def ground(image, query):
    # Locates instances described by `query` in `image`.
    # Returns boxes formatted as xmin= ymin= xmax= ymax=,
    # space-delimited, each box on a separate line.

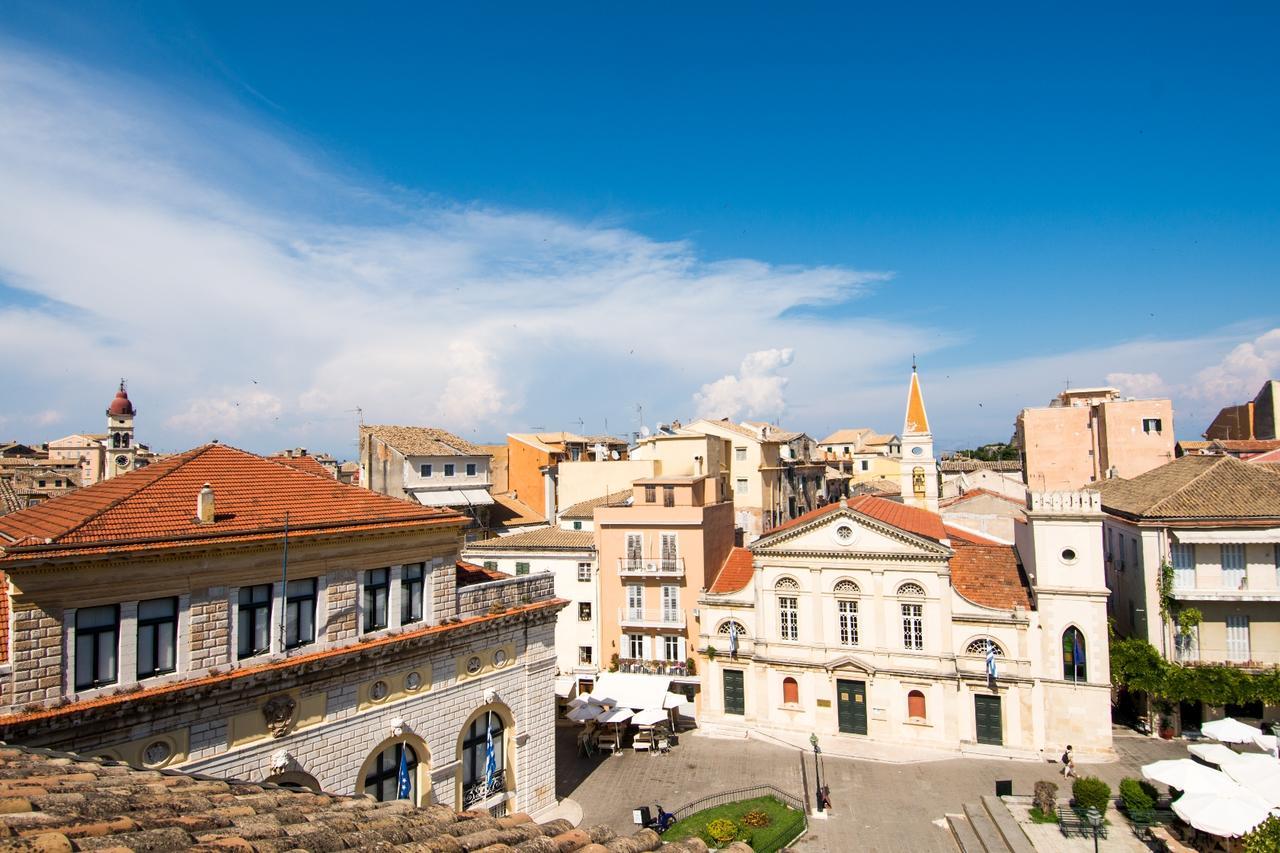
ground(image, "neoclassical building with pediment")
xmin=696 ymin=373 xmax=1113 ymax=760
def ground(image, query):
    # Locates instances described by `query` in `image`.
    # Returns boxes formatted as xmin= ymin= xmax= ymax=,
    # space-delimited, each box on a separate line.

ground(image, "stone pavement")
xmin=555 ymin=724 xmax=1188 ymax=852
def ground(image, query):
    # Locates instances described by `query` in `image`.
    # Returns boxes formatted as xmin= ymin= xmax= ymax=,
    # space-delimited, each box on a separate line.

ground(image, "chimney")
xmin=694 ymin=455 xmax=704 ymax=477
xmin=197 ymin=483 xmax=215 ymax=524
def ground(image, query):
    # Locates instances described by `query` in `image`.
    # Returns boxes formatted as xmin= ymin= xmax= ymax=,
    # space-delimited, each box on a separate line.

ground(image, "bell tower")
xmin=105 ymin=379 xmax=137 ymax=479
xmin=899 ymin=365 xmax=938 ymax=512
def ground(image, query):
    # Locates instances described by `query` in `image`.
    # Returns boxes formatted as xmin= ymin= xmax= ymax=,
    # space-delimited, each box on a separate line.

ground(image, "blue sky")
xmin=1 ymin=3 xmax=1278 ymax=457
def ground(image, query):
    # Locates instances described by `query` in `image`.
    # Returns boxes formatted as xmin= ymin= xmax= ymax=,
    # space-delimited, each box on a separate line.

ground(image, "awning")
xmin=1174 ymin=528 xmax=1280 ymax=544
xmin=413 ymin=488 xmax=495 ymax=508
xmin=555 ymin=676 xmax=576 ymax=699
xmin=589 ymin=672 xmax=671 ymax=711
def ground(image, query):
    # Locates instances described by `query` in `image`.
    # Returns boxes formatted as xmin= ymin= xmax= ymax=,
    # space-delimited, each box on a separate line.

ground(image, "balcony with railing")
xmin=618 ymin=608 xmax=686 ymax=630
xmin=618 ymin=557 xmax=685 ymax=579
xmin=462 ymin=769 xmax=507 ymax=808
xmin=617 ymin=658 xmax=690 ymax=676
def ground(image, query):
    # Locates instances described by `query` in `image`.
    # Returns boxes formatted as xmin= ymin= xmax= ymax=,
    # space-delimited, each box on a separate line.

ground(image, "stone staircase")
xmin=945 ymin=796 xmax=1036 ymax=853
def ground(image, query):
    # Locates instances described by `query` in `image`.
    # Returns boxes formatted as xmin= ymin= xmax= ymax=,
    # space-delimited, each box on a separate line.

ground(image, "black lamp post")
xmin=1085 ymin=806 xmax=1102 ymax=853
xmin=809 ymin=733 xmax=823 ymax=813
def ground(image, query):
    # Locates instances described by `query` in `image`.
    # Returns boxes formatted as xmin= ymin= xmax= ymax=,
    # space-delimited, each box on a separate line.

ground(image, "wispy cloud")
xmin=695 ymin=348 xmax=795 ymax=422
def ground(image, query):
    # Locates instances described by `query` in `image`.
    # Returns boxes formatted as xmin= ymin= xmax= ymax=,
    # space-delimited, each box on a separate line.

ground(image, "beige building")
xmin=0 ymin=445 xmax=564 ymax=816
xmin=595 ymin=475 xmax=736 ymax=706
xmin=1015 ymin=387 xmax=1175 ymax=491
xmin=359 ymin=425 xmax=495 ymax=532
xmin=1098 ymin=455 xmax=1280 ymax=725
xmin=819 ymin=428 xmax=902 ymax=487
xmin=45 ymin=381 xmax=159 ymax=486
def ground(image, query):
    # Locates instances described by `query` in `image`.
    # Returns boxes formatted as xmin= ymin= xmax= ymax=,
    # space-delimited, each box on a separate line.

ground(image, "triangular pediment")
xmin=824 ymin=653 xmax=877 ymax=674
xmin=754 ymin=508 xmax=949 ymax=558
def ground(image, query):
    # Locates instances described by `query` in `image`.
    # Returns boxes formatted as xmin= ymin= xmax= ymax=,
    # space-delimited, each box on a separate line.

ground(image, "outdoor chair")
xmin=656 ymin=737 xmax=670 ymax=755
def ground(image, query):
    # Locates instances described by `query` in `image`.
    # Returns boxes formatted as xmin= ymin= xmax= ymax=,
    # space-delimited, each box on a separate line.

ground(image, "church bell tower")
xmin=899 ymin=366 xmax=938 ymax=513
xmin=105 ymin=380 xmax=137 ymax=479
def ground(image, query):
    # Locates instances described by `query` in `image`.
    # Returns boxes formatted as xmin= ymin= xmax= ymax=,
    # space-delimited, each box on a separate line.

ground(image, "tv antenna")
xmin=346 ymin=406 xmax=364 ymax=425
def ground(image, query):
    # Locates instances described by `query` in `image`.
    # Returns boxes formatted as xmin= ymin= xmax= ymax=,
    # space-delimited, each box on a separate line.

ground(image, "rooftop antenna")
xmin=346 ymin=406 xmax=364 ymax=425
xmin=911 ymin=354 xmax=916 ymax=372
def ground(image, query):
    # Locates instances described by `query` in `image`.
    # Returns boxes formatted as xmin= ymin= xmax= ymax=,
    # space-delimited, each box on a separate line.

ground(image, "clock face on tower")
xmin=115 ymin=455 xmax=129 ymax=467
xmin=911 ymin=446 xmax=923 ymax=456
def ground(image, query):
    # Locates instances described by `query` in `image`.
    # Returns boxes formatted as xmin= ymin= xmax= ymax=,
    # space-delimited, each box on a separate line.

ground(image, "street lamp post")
xmin=809 ymin=733 xmax=823 ymax=813
xmin=1085 ymin=806 xmax=1101 ymax=853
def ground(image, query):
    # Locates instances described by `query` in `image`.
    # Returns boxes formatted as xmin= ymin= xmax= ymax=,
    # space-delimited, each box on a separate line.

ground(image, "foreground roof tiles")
xmin=360 ymin=424 xmax=484 ymax=457
xmin=1095 ymin=454 xmax=1280 ymax=520
xmin=0 ymin=444 xmax=463 ymax=562
xmin=0 ymin=743 xmax=695 ymax=853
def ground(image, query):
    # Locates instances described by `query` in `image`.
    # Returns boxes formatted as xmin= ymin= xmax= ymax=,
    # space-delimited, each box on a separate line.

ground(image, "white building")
xmin=359 ymin=425 xmax=494 ymax=531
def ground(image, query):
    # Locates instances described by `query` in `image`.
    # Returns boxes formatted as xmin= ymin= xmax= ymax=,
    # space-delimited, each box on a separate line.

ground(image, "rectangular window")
xmin=237 ymin=584 xmax=273 ymax=659
xmin=74 ymin=604 xmax=119 ymax=689
xmin=902 ymin=603 xmax=924 ymax=650
xmin=1226 ymin=615 xmax=1250 ymax=662
xmin=662 ymin=584 xmax=680 ymax=623
xmin=579 ymin=602 xmax=592 ymax=621
xmin=137 ymin=597 xmax=178 ymax=679
xmin=664 ymin=635 xmax=680 ymax=661
xmin=838 ymin=599 xmax=858 ymax=646
xmin=644 ymin=485 xmax=656 ymax=503
xmin=444 ymin=463 xmax=455 ymax=477
xmin=663 ymin=485 xmax=675 ymax=507
xmin=735 ymin=447 xmax=747 ymax=462
xmin=660 ymin=532 xmax=678 ymax=570
xmin=400 ymin=563 xmax=425 ymax=625
xmin=625 ymin=533 xmax=643 ymax=571
xmin=363 ymin=569 xmax=389 ymax=632
xmin=1171 ymin=542 xmax=1196 ymax=589
xmin=627 ymin=634 xmax=644 ymax=660
xmin=577 ymin=562 xmax=592 ymax=582
xmin=284 ymin=578 xmax=317 ymax=649
xmin=573 ymin=520 xmax=583 ymax=530
xmin=860 ymin=460 xmax=869 ymax=471
xmin=1142 ymin=418 xmax=1163 ymax=434
xmin=626 ymin=584 xmax=643 ymax=620
xmin=466 ymin=462 xmax=477 ymax=476
xmin=420 ymin=463 xmax=432 ymax=477
xmin=736 ymin=478 xmax=748 ymax=495
xmin=515 ymin=561 xmax=531 ymax=575
xmin=779 ymin=596 xmax=798 ymax=640
xmin=483 ymin=560 xmax=498 ymax=570
xmin=1222 ymin=544 xmax=1246 ymax=590
xmin=579 ymin=645 xmax=593 ymax=665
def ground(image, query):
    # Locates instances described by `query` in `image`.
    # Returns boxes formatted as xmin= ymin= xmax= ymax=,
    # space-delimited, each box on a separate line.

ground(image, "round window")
xmin=911 ymin=446 xmax=923 ymax=456
xmin=142 ymin=740 xmax=172 ymax=767
xmin=492 ymin=649 xmax=509 ymax=668
xmin=370 ymin=680 xmax=389 ymax=701
xmin=405 ymin=671 xmax=423 ymax=692
xmin=466 ymin=656 xmax=483 ymax=675
xmin=1061 ymin=548 xmax=1077 ymax=563
xmin=831 ymin=523 xmax=858 ymax=547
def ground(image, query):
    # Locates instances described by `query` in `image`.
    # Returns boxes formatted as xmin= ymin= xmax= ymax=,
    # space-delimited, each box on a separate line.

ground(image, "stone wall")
xmin=8 ymin=606 xmax=62 ymax=706
xmin=189 ymin=587 xmax=230 ymax=672
xmin=457 ymin=575 xmax=556 ymax=620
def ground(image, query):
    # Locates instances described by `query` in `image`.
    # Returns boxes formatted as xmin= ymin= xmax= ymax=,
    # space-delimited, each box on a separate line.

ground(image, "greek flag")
xmin=484 ymin=712 xmax=497 ymax=789
xmin=986 ymin=642 xmax=997 ymax=680
xmin=729 ymin=621 xmax=739 ymax=658
xmin=1072 ymin=631 xmax=1085 ymax=682
xmin=396 ymin=744 xmax=412 ymax=800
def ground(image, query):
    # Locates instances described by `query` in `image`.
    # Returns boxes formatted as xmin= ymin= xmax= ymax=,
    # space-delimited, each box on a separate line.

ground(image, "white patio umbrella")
xmin=1188 ymin=742 xmax=1244 ymax=767
xmin=662 ymin=692 xmax=685 ymax=709
xmin=1142 ymin=759 xmax=1239 ymax=794
xmin=588 ymin=693 xmax=617 ymax=707
xmin=567 ymin=695 xmax=589 ymax=709
xmin=1221 ymin=753 xmax=1280 ymax=786
xmin=1254 ymin=734 xmax=1279 ymax=756
xmin=1203 ymin=717 xmax=1262 ymax=744
xmin=633 ymin=708 xmax=668 ymax=727
xmin=1173 ymin=788 xmax=1271 ymax=837
xmin=567 ymin=704 xmax=603 ymax=722
xmin=598 ymin=707 xmax=634 ymax=725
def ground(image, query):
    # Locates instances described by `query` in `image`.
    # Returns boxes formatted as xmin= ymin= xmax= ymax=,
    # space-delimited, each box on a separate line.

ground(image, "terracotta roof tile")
xmin=766 ymin=495 xmax=948 ymax=542
xmin=938 ymin=488 xmax=1026 ymax=510
xmin=489 ymin=493 xmax=545 ymax=527
xmin=1095 ymin=454 xmax=1280 ymax=520
xmin=456 ymin=559 xmax=511 ymax=586
xmin=558 ymin=489 xmax=633 ymax=520
xmin=1247 ymin=447 xmax=1280 ymax=465
xmin=359 ymin=424 xmax=484 ymax=457
xmin=709 ymin=547 xmax=754 ymax=593
xmin=464 ymin=527 xmax=594 ymax=551
xmin=949 ymin=541 xmax=1032 ymax=610
xmin=0 ymin=445 xmax=464 ymax=563
xmin=264 ymin=454 xmax=333 ymax=478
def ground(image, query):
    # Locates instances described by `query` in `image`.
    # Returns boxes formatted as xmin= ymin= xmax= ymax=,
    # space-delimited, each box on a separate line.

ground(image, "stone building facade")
xmin=0 ymin=444 xmax=565 ymax=817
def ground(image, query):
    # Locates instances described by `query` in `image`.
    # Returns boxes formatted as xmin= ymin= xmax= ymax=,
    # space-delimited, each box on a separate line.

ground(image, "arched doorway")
xmin=357 ymin=734 xmax=430 ymax=806
xmin=457 ymin=704 xmax=514 ymax=814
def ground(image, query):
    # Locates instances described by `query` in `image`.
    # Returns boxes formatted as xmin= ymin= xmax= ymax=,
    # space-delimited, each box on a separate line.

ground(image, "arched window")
xmin=783 ymin=677 xmax=799 ymax=705
xmin=717 ymin=620 xmax=747 ymax=636
xmin=112 ymin=433 xmax=121 ymax=448
xmin=833 ymin=580 xmax=860 ymax=595
xmin=907 ymin=690 xmax=926 ymax=719
xmin=898 ymin=582 xmax=925 ymax=597
xmin=461 ymin=709 xmax=508 ymax=808
xmin=775 ymin=576 xmax=799 ymax=590
xmin=1062 ymin=627 xmax=1087 ymax=682
xmin=965 ymin=639 xmax=1005 ymax=656
xmin=266 ymin=771 xmax=320 ymax=792
xmin=364 ymin=742 xmax=418 ymax=802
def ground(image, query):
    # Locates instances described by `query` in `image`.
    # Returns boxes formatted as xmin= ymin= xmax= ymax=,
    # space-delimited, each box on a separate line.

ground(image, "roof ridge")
xmin=1145 ymin=454 xmax=1235 ymax=516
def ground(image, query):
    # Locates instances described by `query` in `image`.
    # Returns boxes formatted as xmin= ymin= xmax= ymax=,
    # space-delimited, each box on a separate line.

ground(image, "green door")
xmin=723 ymin=669 xmax=745 ymax=716
xmin=975 ymin=695 xmax=1003 ymax=745
xmin=836 ymin=679 xmax=867 ymax=734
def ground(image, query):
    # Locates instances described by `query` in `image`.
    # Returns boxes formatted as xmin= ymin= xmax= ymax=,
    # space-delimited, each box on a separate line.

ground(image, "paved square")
xmin=556 ymin=725 xmax=1188 ymax=852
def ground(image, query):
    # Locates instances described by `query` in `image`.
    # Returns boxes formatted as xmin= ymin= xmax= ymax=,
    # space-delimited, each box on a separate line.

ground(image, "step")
xmin=946 ymin=814 xmax=984 ymax=853
xmin=980 ymin=796 xmax=1036 ymax=853
xmin=963 ymin=801 xmax=1010 ymax=853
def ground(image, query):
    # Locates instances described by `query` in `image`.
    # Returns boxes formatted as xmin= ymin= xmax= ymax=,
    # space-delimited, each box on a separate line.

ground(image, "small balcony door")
xmin=1226 ymin=615 xmax=1250 ymax=662
xmin=625 ymin=533 xmax=643 ymax=572
xmin=660 ymin=533 xmax=678 ymax=571
xmin=1221 ymin=544 xmax=1246 ymax=590
xmin=626 ymin=584 xmax=643 ymax=621
xmin=1171 ymin=542 xmax=1195 ymax=589
xmin=661 ymin=585 xmax=680 ymax=624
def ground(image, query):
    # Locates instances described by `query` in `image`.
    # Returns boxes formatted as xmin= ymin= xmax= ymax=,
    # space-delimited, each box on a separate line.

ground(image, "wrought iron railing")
xmin=670 ymin=783 xmax=804 ymax=821
xmin=462 ymin=769 xmax=506 ymax=808
xmin=618 ymin=658 xmax=687 ymax=676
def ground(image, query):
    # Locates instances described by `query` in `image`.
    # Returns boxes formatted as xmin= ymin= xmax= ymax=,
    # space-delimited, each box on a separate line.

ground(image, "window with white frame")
xmin=1221 ymin=544 xmax=1246 ymax=590
xmin=75 ymin=604 xmax=119 ymax=690
xmin=237 ymin=585 xmax=273 ymax=659
xmin=965 ymin=638 xmax=1003 ymax=656
xmin=401 ymin=564 xmax=425 ymax=625
xmin=136 ymin=597 xmax=177 ymax=679
xmin=627 ymin=634 xmax=644 ymax=660
xmin=444 ymin=463 xmax=455 ymax=477
xmin=901 ymin=603 xmax=923 ymax=650
xmin=420 ymin=463 xmax=432 ymax=477
xmin=577 ymin=562 xmax=592 ymax=582
xmin=466 ymin=462 xmax=477 ymax=476
xmin=1171 ymin=542 xmax=1195 ymax=589
xmin=1226 ymin=615 xmax=1250 ymax=662
xmin=663 ymin=635 xmax=680 ymax=661
xmin=838 ymin=599 xmax=858 ymax=646
xmin=284 ymin=578 xmax=317 ymax=649
xmin=1142 ymin=418 xmax=1163 ymax=434
xmin=735 ymin=446 xmax=747 ymax=462
xmin=578 ymin=602 xmax=591 ymax=622
xmin=736 ymin=478 xmax=748 ymax=494
xmin=779 ymin=596 xmax=798 ymax=641
xmin=579 ymin=645 xmax=593 ymax=665
xmin=363 ymin=569 xmax=390 ymax=632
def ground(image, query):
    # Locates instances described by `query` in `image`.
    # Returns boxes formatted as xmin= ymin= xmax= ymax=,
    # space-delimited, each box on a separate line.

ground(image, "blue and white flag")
xmin=396 ymin=744 xmax=412 ymax=800
xmin=1072 ymin=631 xmax=1086 ymax=682
xmin=986 ymin=642 xmax=997 ymax=680
xmin=729 ymin=621 xmax=739 ymax=658
xmin=484 ymin=712 xmax=498 ymax=789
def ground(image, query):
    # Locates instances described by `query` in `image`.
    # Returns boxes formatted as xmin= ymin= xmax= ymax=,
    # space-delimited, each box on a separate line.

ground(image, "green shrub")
xmin=706 ymin=818 xmax=738 ymax=845
xmin=743 ymin=809 xmax=771 ymax=828
xmin=1029 ymin=806 xmax=1059 ymax=823
xmin=1072 ymin=776 xmax=1112 ymax=813
xmin=1244 ymin=815 xmax=1280 ymax=853
xmin=1118 ymin=777 xmax=1157 ymax=813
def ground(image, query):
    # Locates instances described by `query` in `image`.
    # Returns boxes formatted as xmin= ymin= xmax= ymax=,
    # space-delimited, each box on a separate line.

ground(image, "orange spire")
xmin=904 ymin=368 xmax=930 ymax=435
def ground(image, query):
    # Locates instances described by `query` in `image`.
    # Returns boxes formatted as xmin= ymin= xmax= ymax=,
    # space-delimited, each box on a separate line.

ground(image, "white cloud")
xmin=1105 ymin=372 xmax=1167 ymax=398
xmin=166 ymin=391 xmax=283 ymax=437
xmin=28 ymin=409 xmax=62 ymax=427
xmin=1189 ymin=328 xmax=1280 ymax=403
xmin=693 ymin=348 xmax=795 ymax=422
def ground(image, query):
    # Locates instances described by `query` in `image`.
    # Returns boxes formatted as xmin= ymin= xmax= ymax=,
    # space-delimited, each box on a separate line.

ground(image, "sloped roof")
xmin=764 ymin=494 xmax=948 ymax=543
xmin=465 ymin=527 xmax=595 ymax=551
xmin=456 ymin=558 xmax=512 ymax=586
xmin=265 ymin=454 xmax=334 ymax=478
xmin=939 ymin=488 xmax=1026 ymax=510
xmin=1213 ymin=438 xmax=1280 ymax=454
xmin=949 ymin=540 xmax=1032 ymax=610
xmin=819 ymin=428 xmax=873 ymax=446
xmin=1247 ymin=447 xmax=1280 ymax=466
xmin=489 ymin=492 xmax=545 ymax=527
xmin=360 ymin=424 xmax=484 ymax=456
xmin=0 ymin=444 xmax=463 ymax=563
xmin=904 ymin=370 xmax=930 ymax=435
xmin=1095 ymin=454 xmax=1280 ymax=520
xmin=708 ymin=546 xmax=754 ymax=593
xmin=0 ymin=478 xmax=19 ymax=515
xmin=0 ymin=742 xmax=662 ymax=852
xmin=559 ymin=489 xmax=633 ymax=520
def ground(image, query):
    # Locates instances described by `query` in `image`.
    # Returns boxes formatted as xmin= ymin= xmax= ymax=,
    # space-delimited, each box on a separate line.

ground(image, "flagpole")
xmin=279 ymin=512 xmax=289 ymax=645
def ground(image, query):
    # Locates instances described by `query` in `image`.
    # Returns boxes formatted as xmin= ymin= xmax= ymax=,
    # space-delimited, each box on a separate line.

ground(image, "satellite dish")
xmin=640 ymin=425 xmax=651 ymax=437
xmin=610 ymin=450 xmax=620 ymax=460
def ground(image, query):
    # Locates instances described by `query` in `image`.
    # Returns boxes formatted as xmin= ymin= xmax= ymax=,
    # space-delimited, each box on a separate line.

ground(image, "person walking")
xmin=1061 ymin=745 xmax=1075 ymax=778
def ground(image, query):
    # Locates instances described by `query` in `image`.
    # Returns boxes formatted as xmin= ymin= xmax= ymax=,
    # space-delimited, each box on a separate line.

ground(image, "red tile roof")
xmin=0 ymin=444 xmax=464 ymax=563
xmin=767 ymin=495 xmax=948 ymax=542
xmin=266 ymin=454 xmax=334 ymax=478
xmin=949 ymin=541 xmax=1032 ymax=610
xmin=709 ymin=546 xmax=754 ymax=593
xmin=456 ymin=558 xmax=512 ymax=586
xmin=938 ymin=488 xmax=1026 ymax=510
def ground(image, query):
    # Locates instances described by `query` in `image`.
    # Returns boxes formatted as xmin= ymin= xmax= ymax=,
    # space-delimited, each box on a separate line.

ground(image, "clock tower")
xmin=899 ymin=366 xmax=938 ymax=513
xmin=105 ymin=380 xmax=137 ymax=480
